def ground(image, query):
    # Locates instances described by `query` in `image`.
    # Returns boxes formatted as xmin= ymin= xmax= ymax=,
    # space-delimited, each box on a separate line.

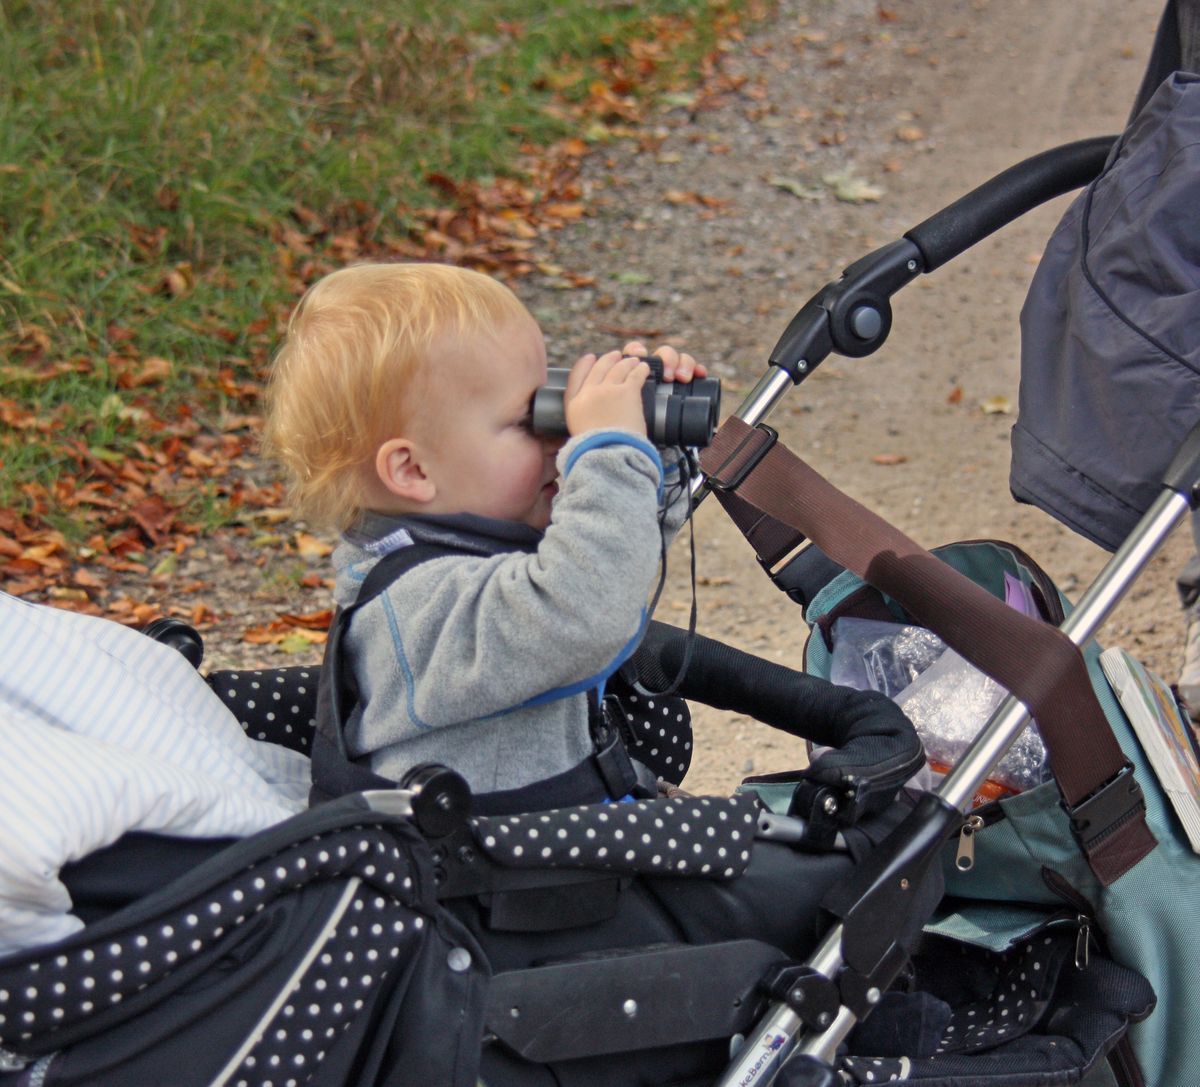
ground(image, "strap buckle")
xmin=707 ymin=424 xmax=778 ymax=492
xmin=1064 ymin=763 xmax=1146 ymax=852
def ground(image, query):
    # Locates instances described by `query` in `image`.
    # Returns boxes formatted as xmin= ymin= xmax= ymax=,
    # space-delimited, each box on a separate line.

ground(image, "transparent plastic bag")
xmin=828 ymin=618 xmax=945 ymax=698
xmin=829 ymin=613 xmax=1049 ymax=793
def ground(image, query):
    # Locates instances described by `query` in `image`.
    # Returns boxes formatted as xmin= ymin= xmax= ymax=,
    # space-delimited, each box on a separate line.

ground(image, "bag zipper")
xmin=954 ymin=814 xmax=985 ymax=872
xmin=953 ymin=800 xmax=1006 ymax=873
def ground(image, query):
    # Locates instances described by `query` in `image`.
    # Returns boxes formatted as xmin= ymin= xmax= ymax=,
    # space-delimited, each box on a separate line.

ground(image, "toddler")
xmin=265 ymin=262 xmax=702 ymax=805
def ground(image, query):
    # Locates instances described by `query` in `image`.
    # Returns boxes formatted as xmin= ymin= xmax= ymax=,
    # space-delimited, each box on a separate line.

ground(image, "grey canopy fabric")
xmin=1010 ymin=71 xmax=1200 ymax=551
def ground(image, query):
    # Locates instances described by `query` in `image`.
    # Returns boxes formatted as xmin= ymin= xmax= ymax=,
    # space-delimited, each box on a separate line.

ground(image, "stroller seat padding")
xmin=473 ymin=795 xmax=760 ymax=879
xmin=210 ymin=667 xmax=319 ymax=754
xmin=0 ymin=820 xmax=407 ymax=1051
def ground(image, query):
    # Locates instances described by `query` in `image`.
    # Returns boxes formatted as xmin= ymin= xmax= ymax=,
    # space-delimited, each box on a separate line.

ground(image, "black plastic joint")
xmin=761 ymin=964 xmax=841 ymax=1031
xmin=1064 ymin=763 xmax=1146 ymax=851
xmin=772 ymin=1053 xmax=839 ymax=1087
xmin=837 ymin=943 xmax=907 ymax=1020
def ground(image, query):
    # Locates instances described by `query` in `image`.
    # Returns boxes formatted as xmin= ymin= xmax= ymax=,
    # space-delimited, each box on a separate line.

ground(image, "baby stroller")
xmin=1 ymin=14 xmax=1197 ymax=1087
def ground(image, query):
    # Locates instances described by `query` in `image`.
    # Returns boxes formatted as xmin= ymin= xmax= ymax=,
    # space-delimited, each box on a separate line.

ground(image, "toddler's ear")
xmin=375 ymin=438 xmax=436 ymax=504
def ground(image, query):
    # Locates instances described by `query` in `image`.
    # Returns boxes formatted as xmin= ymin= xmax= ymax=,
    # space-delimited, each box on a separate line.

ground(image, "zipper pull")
xmin=955 ymin=814 xmax=984 ymax=872
xmin=1074 ymin=914 xmax=1091 ymax=969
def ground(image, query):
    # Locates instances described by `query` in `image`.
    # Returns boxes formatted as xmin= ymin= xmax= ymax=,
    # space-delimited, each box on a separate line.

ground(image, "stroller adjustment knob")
xmin=848 ymin=305 xmax=883 ymax=341
xmin=400 ymin=762 xmax=472 ymax=838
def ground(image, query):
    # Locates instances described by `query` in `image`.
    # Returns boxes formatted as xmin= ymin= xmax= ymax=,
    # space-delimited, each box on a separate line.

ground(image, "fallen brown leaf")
xmin=544 ymin=202 xmax=586 ymax=219
xmin=294 ymin=532 xmax=333 ymax=559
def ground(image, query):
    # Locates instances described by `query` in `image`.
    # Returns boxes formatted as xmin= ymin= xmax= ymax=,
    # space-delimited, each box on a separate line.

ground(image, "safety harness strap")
xmin=310 ymin=541 xmax=643 ymax=811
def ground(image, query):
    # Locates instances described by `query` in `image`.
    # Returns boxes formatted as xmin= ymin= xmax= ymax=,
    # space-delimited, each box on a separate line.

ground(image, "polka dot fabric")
xmin=612 ymin=689 xmax=693 ymax=785
xmin=208 ymin=667 xmax=318 ymax=754
xmin=834 ymin=930 xmax=1082 ymax=1085
xmin=837 ymin=1055 xmax=908 ymax=1083
xmin=207 ymin=669 xmax=695 ymax=781
xmin=227 ymin=883 xmax=418 ymax=1086
xmin=933 ymin=930 xmax=1071 ymax=1055
xmin=472 ymin=794 xmax=760 ymax=880
xmin=0 ymin=824 xmax=417 ymax=1060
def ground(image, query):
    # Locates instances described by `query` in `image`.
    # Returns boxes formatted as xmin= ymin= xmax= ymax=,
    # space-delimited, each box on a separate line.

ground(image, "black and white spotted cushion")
xmin=618 ymin=690 xmax=693 ymax=784
xmin=0 ymin=824 xmax=418 ymax=1060
xmin=208 ymin=671 xmax=695 ymax=786
xmin=472 ymin=794 xmax=760 ymax=880
xmin=224 ymin=877 xmax=416 ymax=1085
xmin=834 ymin=931 xmax=1079 ymax=1083
xmin=837 ymin=1055 xmax=910 ymax=1083
xmin=933 ymin=930 xmax=1071 ymax=1055
xmin=208 ymin=667 xmax=319 ymax=755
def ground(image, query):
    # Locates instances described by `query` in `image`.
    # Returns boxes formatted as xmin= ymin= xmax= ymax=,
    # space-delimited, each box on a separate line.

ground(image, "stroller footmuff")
xmin=0 ymin=795 xmax=488 ymax=1086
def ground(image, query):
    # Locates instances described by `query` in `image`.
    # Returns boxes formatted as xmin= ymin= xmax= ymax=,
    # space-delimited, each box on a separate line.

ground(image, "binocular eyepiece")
xmin=530 ymin=356 xmax=722 ymax=448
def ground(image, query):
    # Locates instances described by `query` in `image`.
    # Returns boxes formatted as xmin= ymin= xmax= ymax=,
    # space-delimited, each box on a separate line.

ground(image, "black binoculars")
xmin=530 ymin=356 xmax=722 ymax=448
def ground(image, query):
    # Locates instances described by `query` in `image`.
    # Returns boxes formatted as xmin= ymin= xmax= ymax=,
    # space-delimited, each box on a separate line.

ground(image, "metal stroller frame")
xmin=692 ymin=133 xmax=1200 ymax=1086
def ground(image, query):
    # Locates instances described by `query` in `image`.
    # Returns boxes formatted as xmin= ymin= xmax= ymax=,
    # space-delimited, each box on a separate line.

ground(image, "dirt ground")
xmin=194 ymin=0 xmax=1185 ymax=796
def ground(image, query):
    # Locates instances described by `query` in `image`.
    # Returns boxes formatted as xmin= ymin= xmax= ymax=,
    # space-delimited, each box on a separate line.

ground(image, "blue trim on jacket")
xmin=564 ymin=432 xmax=665 ymax=502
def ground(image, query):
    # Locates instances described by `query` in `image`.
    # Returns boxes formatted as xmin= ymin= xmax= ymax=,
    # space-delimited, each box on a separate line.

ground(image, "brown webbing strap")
xmin=700 ymin=417 xmax=1156 ymax=885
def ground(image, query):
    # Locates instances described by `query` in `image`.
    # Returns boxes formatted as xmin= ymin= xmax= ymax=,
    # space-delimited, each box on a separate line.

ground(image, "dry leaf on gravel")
xmin=767 ymin=176 xmax=824 ymax=200
xmin=823 ymin=171 xmax=884 ymax=203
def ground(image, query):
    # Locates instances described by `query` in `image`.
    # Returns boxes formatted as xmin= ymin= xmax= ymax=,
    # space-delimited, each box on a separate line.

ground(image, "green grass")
xmin=0 ymin=0 xmax=758 ymax=523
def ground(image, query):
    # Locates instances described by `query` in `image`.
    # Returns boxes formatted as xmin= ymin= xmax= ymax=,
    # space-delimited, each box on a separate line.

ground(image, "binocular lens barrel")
xmin=530 ymin=367 xmax=721 ymax=448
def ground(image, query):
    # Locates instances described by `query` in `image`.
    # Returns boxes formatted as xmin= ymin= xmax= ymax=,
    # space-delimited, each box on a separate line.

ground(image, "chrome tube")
xmin=690 ymin=365 xmax=797 ymax=500
xmin=1059 ymin=490 xmax=1190 ymax=645
xmin=938 ymin=488 xmax=1189 ymax=813
xmin=714 ymin=928 xmax=848 ymax=1086
xmin=715 ymin=1005 xmax=804 ymax=1087
xmin=733 ymin=365 xmax=798 ymax=428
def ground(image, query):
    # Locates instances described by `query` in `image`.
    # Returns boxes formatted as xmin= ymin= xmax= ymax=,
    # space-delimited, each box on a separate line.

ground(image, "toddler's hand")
xmin=564 ymin=351 xmax=650 ymax=438
xmin=621 ymin=341 xmax=706 ymax=384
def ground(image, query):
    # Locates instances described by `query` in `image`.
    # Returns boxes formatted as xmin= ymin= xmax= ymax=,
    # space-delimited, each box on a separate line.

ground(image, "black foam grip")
xmin=905 ymin=137 xmax=1116 ymax=273
xmin=634 ymin=622 xmax=922 ymax=779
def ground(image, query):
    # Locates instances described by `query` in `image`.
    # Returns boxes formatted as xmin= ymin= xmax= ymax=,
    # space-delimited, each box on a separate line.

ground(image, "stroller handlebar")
xmin=759 ymin=138 xmax=1117 ymax=392
xmin=905 ymin=135 xmax=1117 ymax=272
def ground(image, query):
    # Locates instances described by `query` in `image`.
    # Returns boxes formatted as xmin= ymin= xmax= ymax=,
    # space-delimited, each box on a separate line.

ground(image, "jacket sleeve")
xmin=354 ymin=433 xmax=667 ymax=731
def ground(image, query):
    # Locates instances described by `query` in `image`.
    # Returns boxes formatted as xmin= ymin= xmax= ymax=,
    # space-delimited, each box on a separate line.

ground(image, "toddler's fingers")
xmin=582 ymin=349 xmax=625 ymax=387
xmin=609 ymin=357 xmax=651 ymax=386
xmin=675 ymin=353 xmax=705 ymax=382
xmin=650 ymin=344 xmax=680 ymax=380
xmin=657 ymin=346 xmax=706 ymax=382
xmin=565 ymin=353 xmax=599 ymax=399
xmin=621 ymin=340 xmax=648 ymax=359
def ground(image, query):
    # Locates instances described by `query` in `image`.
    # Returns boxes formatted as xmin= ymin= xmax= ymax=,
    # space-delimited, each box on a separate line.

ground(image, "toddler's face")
xmin=418 ymin=314 xmax=561 ymax=529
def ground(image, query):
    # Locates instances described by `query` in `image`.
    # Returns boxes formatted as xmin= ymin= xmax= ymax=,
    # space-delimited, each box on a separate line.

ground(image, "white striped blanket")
xmin=0 ymin=591 xmax=311 ymax=955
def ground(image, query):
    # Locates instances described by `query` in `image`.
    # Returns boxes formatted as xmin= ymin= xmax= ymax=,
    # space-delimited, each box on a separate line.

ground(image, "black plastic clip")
xmin=760 ymin=963 xmax=841 ymax=1032
xmin=707 ymin=424 xmax=778 ymax=492
xmin=1064 ymin=763 xmax=1145 ymax=851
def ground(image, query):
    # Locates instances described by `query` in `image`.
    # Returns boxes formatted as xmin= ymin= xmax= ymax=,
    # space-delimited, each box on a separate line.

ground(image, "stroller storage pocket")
xmin=804 ymin=538 xmax=1199 ymax=1087
xmin=837 ymin=907 xmax=1155 ymax=1087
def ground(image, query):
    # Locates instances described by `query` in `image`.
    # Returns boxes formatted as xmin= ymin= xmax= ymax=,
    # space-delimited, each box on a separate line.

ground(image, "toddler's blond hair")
xmin=264 ymin=262 xmax=530 ymax=530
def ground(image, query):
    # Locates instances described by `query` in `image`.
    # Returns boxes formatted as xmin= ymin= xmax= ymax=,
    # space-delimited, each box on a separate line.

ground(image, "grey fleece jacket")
xmin=332 ymin=431 xmax=689 ymax=794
